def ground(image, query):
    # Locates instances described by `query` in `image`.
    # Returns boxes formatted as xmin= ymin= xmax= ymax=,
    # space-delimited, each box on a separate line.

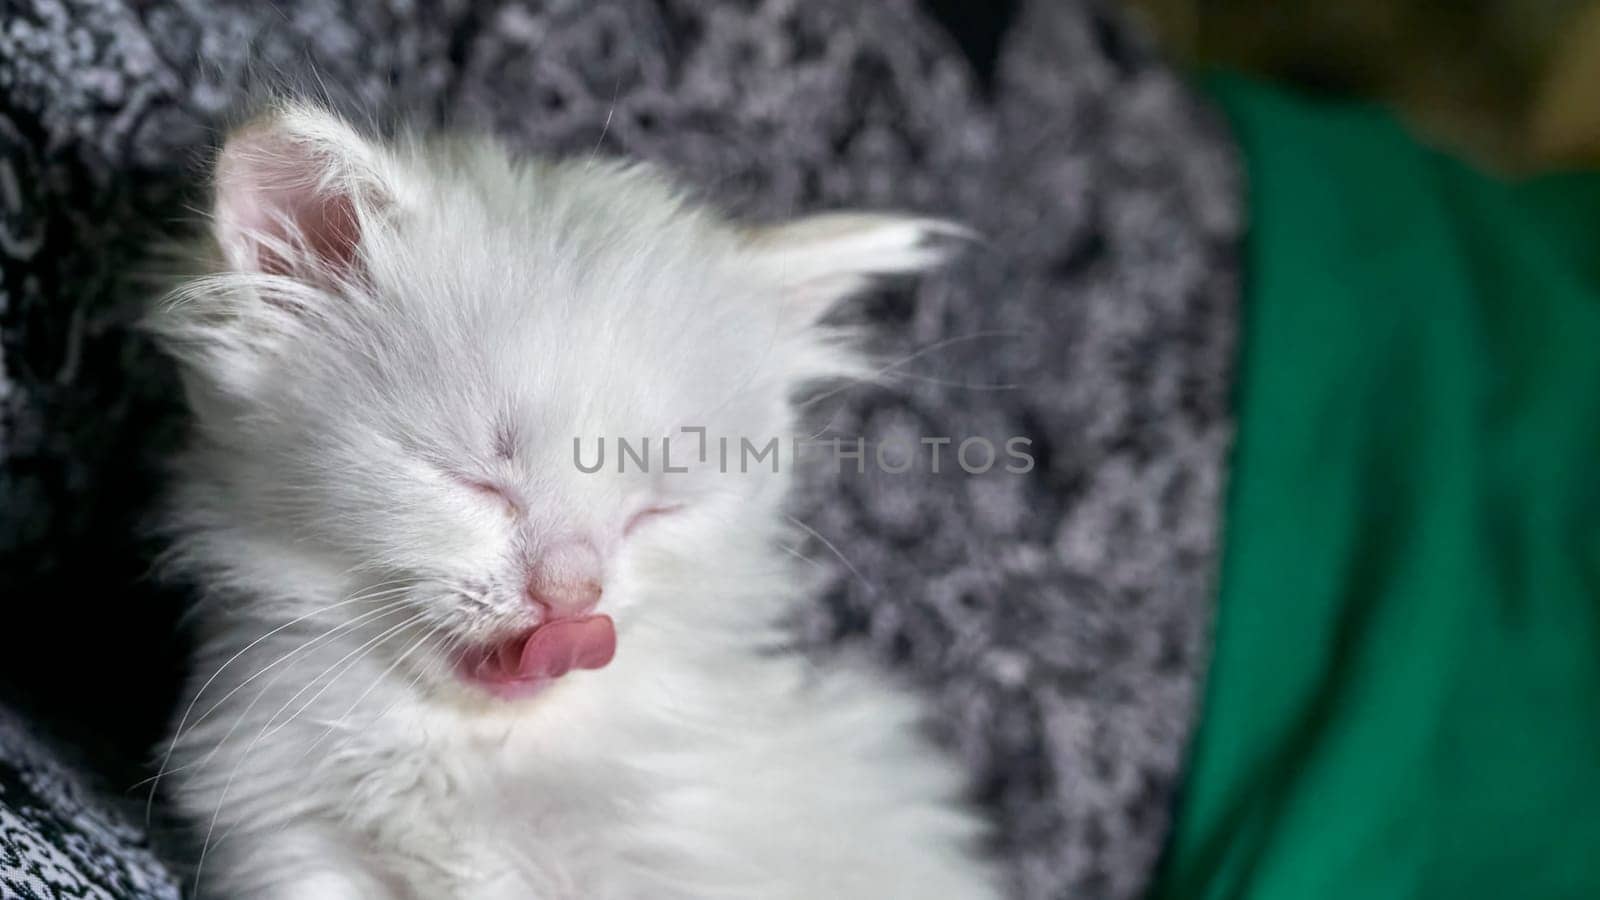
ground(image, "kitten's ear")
xmin=742 ymin=213 xmax=972 ymax=321
xmin=212 ymin=104 xmax=398 ymax=283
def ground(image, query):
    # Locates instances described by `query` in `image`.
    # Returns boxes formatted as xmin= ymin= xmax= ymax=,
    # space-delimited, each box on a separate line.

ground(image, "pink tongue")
xmin=515 ymin=615 xmax=616 ymax=680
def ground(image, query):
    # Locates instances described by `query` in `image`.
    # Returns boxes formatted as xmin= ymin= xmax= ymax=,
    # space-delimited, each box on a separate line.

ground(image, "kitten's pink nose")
xmin=525 ymin=538 xmax=603 ymax=619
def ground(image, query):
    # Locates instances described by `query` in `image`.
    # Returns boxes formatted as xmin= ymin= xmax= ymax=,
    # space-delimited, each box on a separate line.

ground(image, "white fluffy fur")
xmin=149 ymin=103 xmax=999 ymax=900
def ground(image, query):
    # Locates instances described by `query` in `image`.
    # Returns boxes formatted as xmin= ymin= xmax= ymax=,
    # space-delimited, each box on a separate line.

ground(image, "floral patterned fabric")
xmin=0 ymin=708 xmax=181 ymax=899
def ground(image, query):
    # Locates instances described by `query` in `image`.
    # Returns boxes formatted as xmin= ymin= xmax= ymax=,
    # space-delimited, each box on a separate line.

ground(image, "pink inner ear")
xmin=260 ymin=184 xmax=361 ymax=278
xmin=215 ymin=129 xmax=367 ymax=280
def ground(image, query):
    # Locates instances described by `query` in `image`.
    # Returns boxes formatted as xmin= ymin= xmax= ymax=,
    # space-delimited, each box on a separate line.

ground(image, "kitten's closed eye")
xmin=624 ymin=504 xmax=683 ymax=537
xmin=455 ymin=475 xmax=521 ymax=518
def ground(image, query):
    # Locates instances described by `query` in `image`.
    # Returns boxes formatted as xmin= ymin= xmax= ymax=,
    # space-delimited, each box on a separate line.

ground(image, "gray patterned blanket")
xmin=0 ymin=1 xmax=1240 ymax=897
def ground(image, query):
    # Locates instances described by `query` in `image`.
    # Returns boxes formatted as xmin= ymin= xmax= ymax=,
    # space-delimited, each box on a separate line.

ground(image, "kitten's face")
xmin=156 ymin=106 xmax=953 ymax=702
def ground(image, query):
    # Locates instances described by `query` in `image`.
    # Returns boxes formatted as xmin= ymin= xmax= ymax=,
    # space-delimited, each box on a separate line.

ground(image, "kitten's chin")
xmin=456 ymin=615 xmax=617 ymax=700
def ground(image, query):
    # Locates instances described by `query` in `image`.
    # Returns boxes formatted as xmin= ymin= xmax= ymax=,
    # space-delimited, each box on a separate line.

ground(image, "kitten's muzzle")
xmin=457 ymin=536 xmax=613 ymax=699
xmin=524 ymin=537 xmax=604 ymax=620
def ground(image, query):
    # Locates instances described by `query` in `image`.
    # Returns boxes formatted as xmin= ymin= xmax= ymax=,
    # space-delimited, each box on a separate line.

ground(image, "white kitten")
xmin=150 ymin=104 xmax=999 ymax=900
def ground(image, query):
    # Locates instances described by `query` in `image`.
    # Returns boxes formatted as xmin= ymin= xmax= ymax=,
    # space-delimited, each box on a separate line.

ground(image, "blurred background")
xmin=1122 ymin=0 xmax=1600 ymax=169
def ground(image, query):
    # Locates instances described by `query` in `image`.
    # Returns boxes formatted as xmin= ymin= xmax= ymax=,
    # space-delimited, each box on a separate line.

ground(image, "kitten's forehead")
xmin=324 ymin=282 xmax=771 ymax=475
xmin=348 ymin=160 xmax=783 ymax=433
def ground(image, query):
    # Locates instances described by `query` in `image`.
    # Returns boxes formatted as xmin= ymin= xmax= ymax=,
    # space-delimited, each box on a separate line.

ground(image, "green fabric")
xmin=1153 ymin=75 xmax=1600 ymax=900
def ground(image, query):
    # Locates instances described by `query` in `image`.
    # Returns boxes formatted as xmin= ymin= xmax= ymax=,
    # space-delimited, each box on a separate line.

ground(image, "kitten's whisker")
xmin=800 ymin=396 xmax=852 ymax=442
xmin=301 ymin=618 xmax=445 ymax=757
xmin=588 ymin=74 xmax=621 ymax=161
xmin=885 ymin=371 xmax=1023 ymax=391
xmin=195 ymin=611 xmax=426 ymax=888
xmin=777 ymin=543 xmax=824 ymax=568
xmin=797 ymin=329 xmax=1028 ymax=409
xmin=170 ymin=597 xmax=413 ymax=752
xmin=258 ymin=611 xmax=429 ymax=741
xmin=785 ymin=514 xmax=876 ymax=596
xmin=319 ymin=625 xmax=459 ymax=769
xmin=144 ymin=586 xmax=412 ymax=817
xmin=145 ymin=599 xmax=416 ymax=798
